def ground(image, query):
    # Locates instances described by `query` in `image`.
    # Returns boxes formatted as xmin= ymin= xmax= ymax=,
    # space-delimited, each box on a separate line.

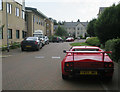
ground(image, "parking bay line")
xmin=52 ymin=56 xmax=61 ymax=59
xmin=35 ymin=56 xmax=61 ymax=59
xmin=35 ymin=56 xmax=45 ymax=59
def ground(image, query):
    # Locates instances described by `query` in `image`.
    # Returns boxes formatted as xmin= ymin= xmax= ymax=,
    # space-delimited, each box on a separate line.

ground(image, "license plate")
xmin=26 ymin=45 xmax=31 ymax=47
xmin=80 ymin=71 xmax=97 ymax=75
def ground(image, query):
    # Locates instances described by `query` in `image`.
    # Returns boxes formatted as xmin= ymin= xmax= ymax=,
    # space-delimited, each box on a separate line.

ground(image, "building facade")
xmin=25 ymin=7 xmax=54 ymax=37
xmin=97 ymin=7 xmax=107 ymax=16
xmin=54 ymin=22 xmax=88 ymax=38
xmin=0 ymin=0 xmax=27 ymax=46
xmin=45 ymin=18 xmax=54 ymax=36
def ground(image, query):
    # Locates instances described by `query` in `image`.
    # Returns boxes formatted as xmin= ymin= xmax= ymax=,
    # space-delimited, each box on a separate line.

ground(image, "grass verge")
xmin=70 ymin=42 xmax=91 ymax=46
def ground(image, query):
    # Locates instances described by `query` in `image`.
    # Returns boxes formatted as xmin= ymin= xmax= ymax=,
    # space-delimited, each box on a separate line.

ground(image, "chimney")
xmin=22 ymin=0 xmax=25 ymax=11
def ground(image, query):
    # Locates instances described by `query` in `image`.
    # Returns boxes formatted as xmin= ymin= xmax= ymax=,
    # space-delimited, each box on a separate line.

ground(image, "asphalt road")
xmin=2 ymin=41 xmax=119 ymax=91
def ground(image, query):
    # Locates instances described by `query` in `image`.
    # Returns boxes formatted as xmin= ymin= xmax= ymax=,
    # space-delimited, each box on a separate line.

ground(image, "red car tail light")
xmin=65 ymin=62 xmax=74 ymax=72
xmin=35 ymin=41 xmax=38 ymax=45
xmin=104 ymin=62 xmax=114 ymax=68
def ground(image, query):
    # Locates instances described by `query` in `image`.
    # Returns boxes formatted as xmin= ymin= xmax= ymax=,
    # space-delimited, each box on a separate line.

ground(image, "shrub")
xmin=105 ymin=38 xmax=120 ymax=62
xmin=85 ymin=37 xmax=101 ymax=47
xmin=94 ymin=4 xmax=120 ymax=44
xmin=10 ymin=42 xmax=20 ymax=49
xmin=48 ymin=36 xmax=54 ymax=42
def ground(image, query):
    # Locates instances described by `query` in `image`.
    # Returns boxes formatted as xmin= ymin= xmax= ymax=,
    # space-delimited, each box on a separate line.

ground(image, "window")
xmin=77 ymin=27 xmax=79 ymax=30
xmin=39 ymin=19 xmax=40 ymax=25
xmin=16 ymin=30 xmax=19 ymax=39
xmin=41 ymin=21 xmax=42 ymax=25
xmin=0 ymin=0 xmax=2 ymax=10
xmin=22 ymin=31 xmax=26 ymax=38
xmin=47 ymin=24 xmax=49 ymax=27
xmin=15 ymin=7 xmax=19 ymax=16
xmin=81 ymin=27 xmax=83 ymax=30
xmin=7 ymin=3 xmax=12 ymax=14
xmin=0 ymin=27 xmax=3 ymax=39
xmin=22 ymin=10 xmax=25 ymax=19
xmin=33 ymin=15 xmax=35 ymax=23
xmin=36 ymin=17 xmax=38 ymax=24
xmin=8 ymin=29 xmax=12 ymax=39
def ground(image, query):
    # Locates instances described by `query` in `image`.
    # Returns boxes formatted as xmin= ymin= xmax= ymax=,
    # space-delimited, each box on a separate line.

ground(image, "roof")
xmin=98 ymin=7 xmax=107 ymax=15
xmin=99 ymin=7 xmax=107 ymax=12
xmin=64 ymin=22 xmax=88 ymax=28
xmin=25 ymin=7 xmax=47 ymax=19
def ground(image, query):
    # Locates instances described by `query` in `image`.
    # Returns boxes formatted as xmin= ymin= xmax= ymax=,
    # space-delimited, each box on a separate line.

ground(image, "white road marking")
xmin=0 ymin=55 xmax=12 ymax=58
xmin=52 ymin=56 xmax=61 ymax=59
xmin=100 ymin=81 xmax=111 ymax=92
xmin=35 ymin=56 xmax=44 ymax=59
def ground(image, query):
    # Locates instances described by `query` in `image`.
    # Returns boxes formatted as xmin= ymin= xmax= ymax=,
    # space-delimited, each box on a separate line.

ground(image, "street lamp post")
xmin=6 ymin=0 xmax=9 ymax=52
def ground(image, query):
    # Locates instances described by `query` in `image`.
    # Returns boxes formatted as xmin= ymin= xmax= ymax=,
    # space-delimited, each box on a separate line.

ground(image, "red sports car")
xmin=66 ymin=37 xmax=74 ymax=42
xmin=61 ymin=46 xmax=114 ymax=80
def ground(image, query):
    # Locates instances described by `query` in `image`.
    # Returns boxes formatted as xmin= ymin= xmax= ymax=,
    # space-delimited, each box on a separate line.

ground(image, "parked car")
xmin=61 ymin=46 xmax=114 ymax=81
xmin=52 ymin=36 xmax=63 ymax=43
xmin=66 ymin=37 xmax=74 ymax=42
xmin=38 ymin=36 xmax=45 ymax=46
xmin=44 ymin=36 xmax=49 ymax=44
xmin=21 ymin=37 xmax=42 ymax=51
xmin=86 ymin=37 xmax=90 ymax=40
xmin=33 ymin=30 xmax=45 ymax=46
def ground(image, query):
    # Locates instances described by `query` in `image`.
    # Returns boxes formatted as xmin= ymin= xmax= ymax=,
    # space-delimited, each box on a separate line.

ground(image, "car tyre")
xmin=62 ymin=74 xmax=68 ymax=80
xmin=102 ymin=76 xmax=113 ymax=82
xmin=21 ymin=48 xmax=25 ymax=51
xmin=36 ymin=46 xmax=39 ymax=51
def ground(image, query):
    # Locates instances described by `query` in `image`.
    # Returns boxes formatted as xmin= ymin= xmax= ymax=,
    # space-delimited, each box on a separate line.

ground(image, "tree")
xmin=55 ymin=26 xmax=68 ymax=36
xmin=77 ymin=19 xmax=80 ymax=22
xmin=94 ymin=4 xmax=120 ymax=44
xmin=87 ymin=19 xmax=97 ymax=37
xmin=53 ymin=19 xmax=58 ymax=25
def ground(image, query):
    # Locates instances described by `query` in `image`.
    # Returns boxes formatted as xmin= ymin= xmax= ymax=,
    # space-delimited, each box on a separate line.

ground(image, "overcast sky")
xmin=16 ymin=0 xmax=120 ymax=22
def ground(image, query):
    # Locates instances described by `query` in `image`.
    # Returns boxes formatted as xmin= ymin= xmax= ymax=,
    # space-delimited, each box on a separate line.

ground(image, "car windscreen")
xmin=33 ymin=34 xmax=43 ymax=38
xmin=73 ymin=49 xmax=99 ymax=51
xmin=26 ymin=37 xmax=37 ymax=41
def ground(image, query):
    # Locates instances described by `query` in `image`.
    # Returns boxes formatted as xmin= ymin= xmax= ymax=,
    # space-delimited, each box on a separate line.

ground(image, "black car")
xmin=52 ymin=37 xmax=63 ymax=43
xmin=21 ymin=37 xmax=42 ymax=51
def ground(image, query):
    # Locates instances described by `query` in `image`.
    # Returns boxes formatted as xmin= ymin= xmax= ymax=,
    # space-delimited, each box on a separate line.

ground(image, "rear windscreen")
xmin=73 ymin=49 xmax=99 ymax=51
xmin=26 ymin=37 xmax=37 ymax=41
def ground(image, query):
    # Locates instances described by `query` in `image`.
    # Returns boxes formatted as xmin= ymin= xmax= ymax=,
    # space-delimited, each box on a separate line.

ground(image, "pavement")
xmin=1 ymin=41 xmax=119 ymax=91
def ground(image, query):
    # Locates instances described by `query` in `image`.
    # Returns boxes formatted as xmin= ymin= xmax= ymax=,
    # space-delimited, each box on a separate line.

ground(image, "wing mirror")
xmin=63 ymin=50 xmax=66 ymax=53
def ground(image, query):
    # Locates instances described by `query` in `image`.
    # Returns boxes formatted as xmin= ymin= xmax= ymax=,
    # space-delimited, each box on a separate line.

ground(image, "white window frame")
xmin=0 ymin=0 xmax=2 ymax=10
xmin=22 ymin=10 xmax=25 ymax=19
xmin=7 ymin=3 xmax=12 ymax=14
xmin=15 ymin=7 xmax=19 ymax=17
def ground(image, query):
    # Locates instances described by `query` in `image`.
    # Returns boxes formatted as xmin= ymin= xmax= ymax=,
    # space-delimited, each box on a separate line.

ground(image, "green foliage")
xmin=2 ymin=42 xmax=20 ymax=51
xmin=105 ymin=38 xmax=120 ymax=62
xmin=87 ymin=19 xmax=97 ymax=37
xmin=10 ymin=42 xmax=20 ymax=49
xmin=55 ymin=26 xmax=68 ymax=36
xmin=85 ymin=37 xmax=101 ymax=47
xmin=48 ymin=35 xmax=54 ymax=42
xmin=95 ymin=4 xmax=120 ymax=44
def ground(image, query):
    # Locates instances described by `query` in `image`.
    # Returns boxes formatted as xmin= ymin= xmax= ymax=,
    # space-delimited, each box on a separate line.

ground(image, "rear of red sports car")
xmin=61 ymin=46 xmax=114 ymax=80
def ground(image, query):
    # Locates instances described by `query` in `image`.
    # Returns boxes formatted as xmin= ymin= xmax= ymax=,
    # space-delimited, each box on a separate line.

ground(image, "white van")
xmin=33 ymin=30 xmax=45 ymax=46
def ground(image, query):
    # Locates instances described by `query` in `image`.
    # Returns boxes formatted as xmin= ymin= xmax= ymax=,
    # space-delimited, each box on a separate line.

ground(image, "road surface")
xmin=2 ymin=41 xmax=119 ymax=91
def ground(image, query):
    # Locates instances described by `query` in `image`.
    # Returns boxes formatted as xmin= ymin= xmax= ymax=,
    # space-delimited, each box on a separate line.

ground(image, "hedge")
xmin=85 ymin=37 xmax=101 ymax=47
xmin=105 ymin=38 xmax=120 ymax=62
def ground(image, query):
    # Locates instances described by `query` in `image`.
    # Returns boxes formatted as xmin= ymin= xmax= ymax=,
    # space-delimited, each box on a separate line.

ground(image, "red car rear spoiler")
xmin=63 ymin=50 xmax=112 ymax=62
